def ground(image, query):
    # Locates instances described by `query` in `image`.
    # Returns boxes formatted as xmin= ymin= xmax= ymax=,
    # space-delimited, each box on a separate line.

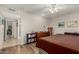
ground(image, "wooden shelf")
xmin=26 ymin=32 xmax=37 ymax=44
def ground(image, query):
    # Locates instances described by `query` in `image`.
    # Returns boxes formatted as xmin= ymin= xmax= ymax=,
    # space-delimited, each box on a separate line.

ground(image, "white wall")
xmin=0 ymin=25 xmax=4 ymax=49
xmin=50 ymin=12 xmax=79 ymax=35
xmin=12 ymin=21 xmax=18 ymax=39
xmin=20 ymin=11 xmax=50 ymax=44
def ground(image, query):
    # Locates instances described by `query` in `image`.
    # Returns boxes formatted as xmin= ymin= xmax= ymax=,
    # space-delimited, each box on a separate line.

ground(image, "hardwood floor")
xmin=0 ymin=38 xmax=39 ymax=54
xmin=0 ymin=43 xmax=39 ymax=54
xmin=3 ymin=38 xmax=21 ymax=48
xmin=0 ymin=37 xmax=48 ymax=54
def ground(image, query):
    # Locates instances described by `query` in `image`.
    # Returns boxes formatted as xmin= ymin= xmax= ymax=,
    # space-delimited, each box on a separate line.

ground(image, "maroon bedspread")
xmin=36 ymin=34 xmax=79 ymax=54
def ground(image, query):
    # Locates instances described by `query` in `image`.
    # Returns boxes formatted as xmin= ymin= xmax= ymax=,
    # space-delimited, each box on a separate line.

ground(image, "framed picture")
xmin=67 ymin=21 xmax=78 ymax=27
xmin=58 ymin=22 xmax=65 ymax=28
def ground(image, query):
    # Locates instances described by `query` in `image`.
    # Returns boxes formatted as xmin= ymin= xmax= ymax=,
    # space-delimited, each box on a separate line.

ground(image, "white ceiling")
xmin=1 ymin=4 xmax=79 ymax=19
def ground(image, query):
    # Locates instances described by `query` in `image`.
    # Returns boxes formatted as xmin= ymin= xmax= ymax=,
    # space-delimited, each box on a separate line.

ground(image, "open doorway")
xmin=4 ymin=19 xmax=18 ymax=40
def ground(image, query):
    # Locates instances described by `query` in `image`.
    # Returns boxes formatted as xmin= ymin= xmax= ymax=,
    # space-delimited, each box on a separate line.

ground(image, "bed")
xmin=36 ymin=34 xmax=79 ymax=54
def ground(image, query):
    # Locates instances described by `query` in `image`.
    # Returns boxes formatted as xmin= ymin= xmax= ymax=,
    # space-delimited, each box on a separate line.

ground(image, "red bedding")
xmin=36 ymin=34 xmax=79 ymax=54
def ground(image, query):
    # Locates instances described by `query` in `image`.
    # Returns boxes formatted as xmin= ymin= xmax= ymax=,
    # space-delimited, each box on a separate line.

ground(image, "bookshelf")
xmin=26 ymin=32 xmax=37 ymax=44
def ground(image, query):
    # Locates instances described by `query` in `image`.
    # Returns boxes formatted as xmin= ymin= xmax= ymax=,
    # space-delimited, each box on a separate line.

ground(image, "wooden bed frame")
xmin=36 ymin=32 xmax=50 ymax=41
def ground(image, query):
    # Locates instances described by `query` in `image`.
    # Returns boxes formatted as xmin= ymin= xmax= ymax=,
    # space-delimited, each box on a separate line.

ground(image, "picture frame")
xmin=67 ymin=21 xmax=78 ymax=28
xmin=58 ymin=22 xmax=65 ymax=28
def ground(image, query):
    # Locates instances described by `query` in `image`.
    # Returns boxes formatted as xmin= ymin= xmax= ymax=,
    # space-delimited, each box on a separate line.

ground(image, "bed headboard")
xmin=36 ymin=32 xmax=50 ymax=39
xmin=64 ymin=32 xmax=79 ymax=36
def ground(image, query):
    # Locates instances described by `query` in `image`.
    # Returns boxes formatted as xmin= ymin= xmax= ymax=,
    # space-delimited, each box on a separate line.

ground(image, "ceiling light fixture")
xmin=48 ymin=4 xmax=58 ymax=14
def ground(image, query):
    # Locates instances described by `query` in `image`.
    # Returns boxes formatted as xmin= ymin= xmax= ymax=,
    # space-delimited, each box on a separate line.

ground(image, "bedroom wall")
xmin=20 ymin=11 xmax=50 ymax=44
xmin=50 ymin=12 xmax=79 ymax=35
